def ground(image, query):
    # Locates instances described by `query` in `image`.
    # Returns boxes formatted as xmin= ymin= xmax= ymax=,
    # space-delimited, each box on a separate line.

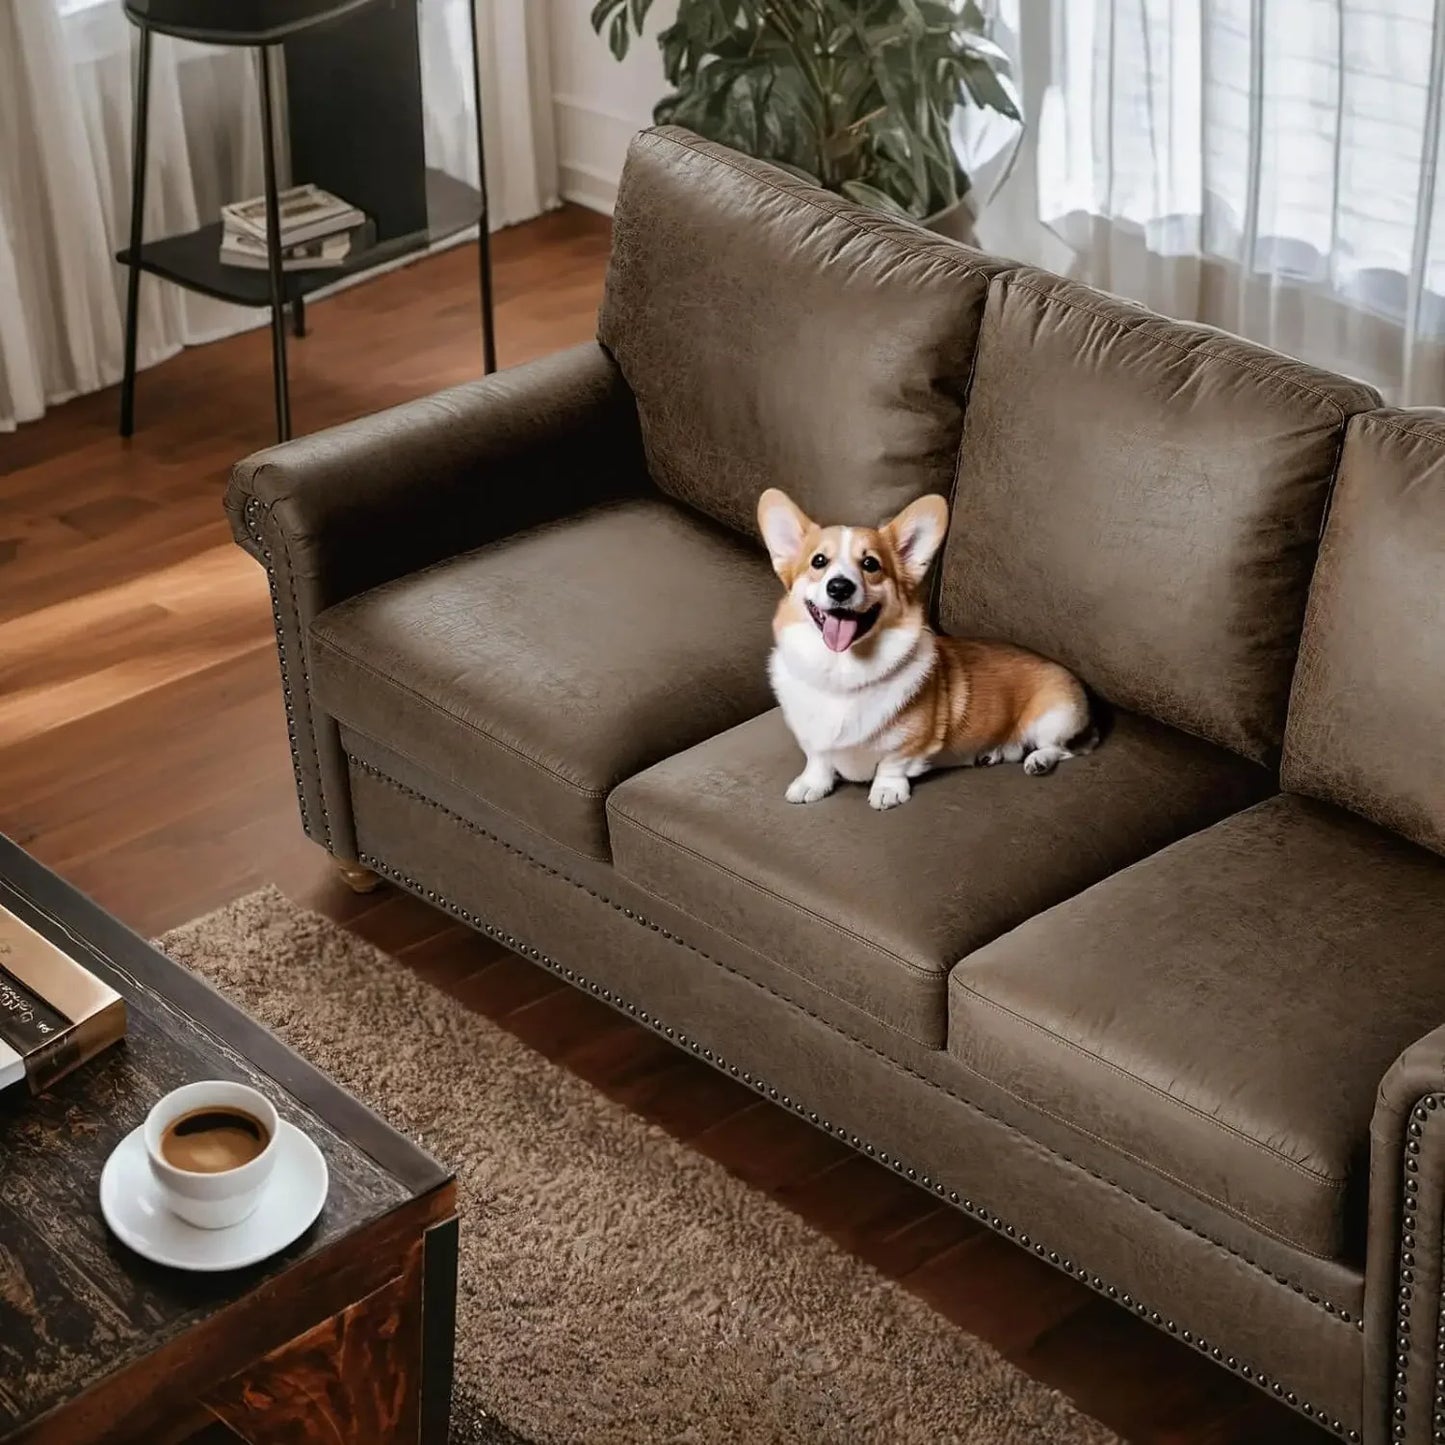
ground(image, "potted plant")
xmin=590 ymin=0 xmax=1020 ymax=238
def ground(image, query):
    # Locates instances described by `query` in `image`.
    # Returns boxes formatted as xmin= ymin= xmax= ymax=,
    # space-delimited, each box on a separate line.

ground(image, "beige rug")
xmin=161 ymin=889 xmax=1116 ymax=1445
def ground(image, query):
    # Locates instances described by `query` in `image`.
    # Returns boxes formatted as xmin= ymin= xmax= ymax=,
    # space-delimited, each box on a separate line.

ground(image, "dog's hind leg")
xmin=1022 ymin=701 xmax=1096 ymax=777
xmin=976 ymin=742 xmax=1027 ymax=767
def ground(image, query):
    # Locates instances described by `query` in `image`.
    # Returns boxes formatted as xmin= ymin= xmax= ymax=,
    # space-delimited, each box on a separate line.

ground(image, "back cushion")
xmin=1283 ymin=410 xmax=1445 ymax=854
xmin=598 ymin=127 xmax=1004 ymax=537
xmin=937 ymin=268 xmax=1378 ymax=763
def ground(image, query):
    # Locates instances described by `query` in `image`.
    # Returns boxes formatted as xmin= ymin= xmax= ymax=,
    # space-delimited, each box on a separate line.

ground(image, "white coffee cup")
xmin=143 ymin=1080 xmax=280 ymax=1230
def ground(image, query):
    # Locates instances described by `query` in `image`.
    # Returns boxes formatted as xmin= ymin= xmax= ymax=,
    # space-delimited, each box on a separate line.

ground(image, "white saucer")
xmin=99 ymin=1119 xmax=328 ymax=1272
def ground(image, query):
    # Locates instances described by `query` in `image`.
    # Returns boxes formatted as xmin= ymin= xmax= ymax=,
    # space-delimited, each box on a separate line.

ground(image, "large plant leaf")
xmin=608 ymin=10 xmax=631 ymax=60
xmin=630 ymin=0 xmax=655 ymax=29
xmin=590 ymin=0 xmax=626 ymax=35
xmin=959 ymin=53 xmax=1021 ymax=120
xmin=956 ymin=29 xmax=1014 ymax=69
xmin=679 ymin=0 xmax=739 ymax=53
xmin=657 ymin=20 xmax=689 ymax=83
xmin=914 ymin=0 xmax=959 ymax=26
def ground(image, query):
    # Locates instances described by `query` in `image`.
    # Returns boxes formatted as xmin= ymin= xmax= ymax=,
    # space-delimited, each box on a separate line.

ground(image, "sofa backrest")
xmin=1282 ymin=410 xmax=1445 ymax=854
xmin=598 ymin=126 xmax=1006 ymax=538
xmin=936 ymin=267 xmax=1379 ymax=765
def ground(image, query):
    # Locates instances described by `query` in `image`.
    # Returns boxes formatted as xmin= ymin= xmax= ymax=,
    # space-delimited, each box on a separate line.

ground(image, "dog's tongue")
xmin=822 ymin=612 xmax=859 ymax=652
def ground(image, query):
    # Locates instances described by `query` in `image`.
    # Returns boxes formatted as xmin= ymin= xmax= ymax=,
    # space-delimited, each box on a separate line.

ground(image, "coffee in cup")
xmin=160 ymin=1106 xmax=271 ymax=1173
xmin=143 ymin=1080 xmax=280 ymax=1229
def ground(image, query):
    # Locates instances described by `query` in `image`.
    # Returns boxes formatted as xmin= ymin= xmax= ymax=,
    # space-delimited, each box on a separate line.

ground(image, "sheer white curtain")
xmin=0 ymin=0 xmax=558 ymax=433
xmin=1033 ymin=0 xmax=1445 ymax=402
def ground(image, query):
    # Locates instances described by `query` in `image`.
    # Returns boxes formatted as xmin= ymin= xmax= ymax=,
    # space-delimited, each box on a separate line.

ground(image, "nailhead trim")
xmin=351 ymin=815 xmax=1357 ymax=1439
xmin=1393 ymin=1094 xmax=1445 ymax=1443
xmin=243 ymin=494 xmax=330 ymax=848
xmin=347 ymin=754 xmax=1359 ymax=1320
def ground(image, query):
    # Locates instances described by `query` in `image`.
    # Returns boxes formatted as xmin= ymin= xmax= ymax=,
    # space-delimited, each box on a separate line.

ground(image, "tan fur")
xmin=889 ymin=638 xmax=1091 ymax=764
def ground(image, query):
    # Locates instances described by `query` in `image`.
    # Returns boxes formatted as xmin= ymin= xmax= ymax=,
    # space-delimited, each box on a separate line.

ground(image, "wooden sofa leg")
xmin=335 ymin=859 xmax=383 ymax=894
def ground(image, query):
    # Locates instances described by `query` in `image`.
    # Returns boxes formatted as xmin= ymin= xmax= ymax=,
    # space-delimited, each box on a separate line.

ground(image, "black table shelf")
xmin=123 ymin=0 xmax=379 ymax=45
xmin=117 ymin=0 xmax=494 ymax=443
xmin=117 ymin=169 xmax=482 ymax=308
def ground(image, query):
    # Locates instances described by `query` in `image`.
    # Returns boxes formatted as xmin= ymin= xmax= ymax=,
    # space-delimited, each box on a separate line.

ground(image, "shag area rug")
xmin=161 ymin=889 xmax=1116 ymax=1445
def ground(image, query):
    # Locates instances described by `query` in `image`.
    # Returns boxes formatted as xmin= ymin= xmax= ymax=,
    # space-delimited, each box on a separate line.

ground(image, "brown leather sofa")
xmin=226 ymin=127 xmax=1445 ymax=1443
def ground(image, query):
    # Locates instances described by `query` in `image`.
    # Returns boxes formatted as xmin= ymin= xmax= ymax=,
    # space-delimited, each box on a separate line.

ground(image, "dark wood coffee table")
xmin=0 ymin=836 xmax=458 ymax=1444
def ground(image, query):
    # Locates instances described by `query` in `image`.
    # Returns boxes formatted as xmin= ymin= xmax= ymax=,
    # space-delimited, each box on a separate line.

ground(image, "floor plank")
xmin=0 ymin=204 xmax=1329 ymax=1445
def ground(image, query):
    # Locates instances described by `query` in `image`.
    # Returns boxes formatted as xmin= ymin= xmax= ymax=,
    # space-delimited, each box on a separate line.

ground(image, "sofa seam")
xmin=637 ymin=130 xmax=997 ymax=287
xmin=944 ymin=1039 xmax=1340 ymax=1257
xmin=276 ymin=529 xmax=334 ymax=846
xmin=1356 ymin=411 xmax=1445 ymax=447
xmin=309 ymin=631 xmax=611 ymax=800
xmin=608 ymin=843 xmax=943 ymax=1047
xmin=342 ymin=746 xmax=929 ymax=1039
xmin=1279 ymin=404 xmax=1356 ymax=787
xmin=952 ymin=980 xmax=1349 ymax=1191
xmin=606 ymin=802 xmax=942 ymax=981
xmin=353 ymin=751 xmax=1359 ymax=1319
xmin=932 ymin=289 xmax=989 ymax=626
xmin=1002 ymin=275 xmax=1365 ymax=420
xmin=339 ymin=728 xmax=612 ymax=864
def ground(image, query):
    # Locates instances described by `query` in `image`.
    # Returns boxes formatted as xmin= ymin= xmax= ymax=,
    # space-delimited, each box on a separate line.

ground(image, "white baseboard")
xmin=558 ymin=160 xmax=620 ymax=215
xmin=552 ymin=94 xmax=651 ymax=216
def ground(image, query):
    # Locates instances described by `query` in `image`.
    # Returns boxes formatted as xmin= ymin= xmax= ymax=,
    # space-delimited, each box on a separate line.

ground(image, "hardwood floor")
xmin=0 ymin=205 xmax=1328 ymax=1445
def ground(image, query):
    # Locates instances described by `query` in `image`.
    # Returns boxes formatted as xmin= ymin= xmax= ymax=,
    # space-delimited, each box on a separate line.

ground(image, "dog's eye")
xmin=860 ymin=555 xmax=881 ymax=574
xmin=810 ymin=553 xmax=827 ymax=569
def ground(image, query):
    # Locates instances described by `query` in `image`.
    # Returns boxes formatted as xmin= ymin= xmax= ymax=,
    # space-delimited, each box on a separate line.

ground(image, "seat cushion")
xmin=949 ymin=793 xmax=1445 ymax=1260
xmin=607 ymin=709 xmax=1273 ymax=1049
xmin=598 ymin=127 xmax=1006 ymax=537
xmin=939 ymin=268 xmax=1378 ymax=764
xmin=309 ymin=498 xmax=779 ymax=860
xmin=1284 ymin=409 xmax=1445 ymax=856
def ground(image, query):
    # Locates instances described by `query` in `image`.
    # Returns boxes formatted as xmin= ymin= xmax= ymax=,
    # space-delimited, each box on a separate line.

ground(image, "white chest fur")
xmin=769 ymin=623 xmax=935 ymax=770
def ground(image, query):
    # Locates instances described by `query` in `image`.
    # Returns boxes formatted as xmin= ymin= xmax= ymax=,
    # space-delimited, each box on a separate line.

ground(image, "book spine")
xmin=0 ymin=907 xmax=126 ymax=1094
xmin=21 ymin=1002 xmax=127 ymax=1095
xmin=0 ymin=963 xmax=70 ymax=1053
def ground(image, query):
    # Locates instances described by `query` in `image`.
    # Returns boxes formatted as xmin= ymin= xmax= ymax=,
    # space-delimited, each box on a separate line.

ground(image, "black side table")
xmin=117 ymin=0 xmax=497 ymax=443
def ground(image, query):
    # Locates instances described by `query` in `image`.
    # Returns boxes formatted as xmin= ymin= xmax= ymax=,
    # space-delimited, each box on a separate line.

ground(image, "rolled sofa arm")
xmin=1365 ymin=1024 xmax=1445 ymax=1444
xmin=225 ymin=341 xmax=646 ymax=861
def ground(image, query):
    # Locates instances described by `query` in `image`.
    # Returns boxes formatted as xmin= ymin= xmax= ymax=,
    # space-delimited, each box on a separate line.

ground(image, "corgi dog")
xmin=757 ymin=488 xmax=1097 ymax=810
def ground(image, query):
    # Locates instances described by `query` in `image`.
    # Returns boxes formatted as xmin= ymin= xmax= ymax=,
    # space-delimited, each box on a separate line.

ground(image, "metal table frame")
xmin=118 ymin=0 xmax=497 ymax=443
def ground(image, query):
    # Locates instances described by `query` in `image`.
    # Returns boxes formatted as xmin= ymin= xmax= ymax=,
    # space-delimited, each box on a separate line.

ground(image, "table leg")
xmin=201 ymin=1222 xmax=453 ymax=1444
xmin=291 ymin=295 xmax=306 ymax=339
xmin=420 ymin=1217 xmax=459 ymax=1443
xmin=258 ymin=47 xmax=291 ymax=442
xmin=119 ymin=24 xmax=153 ymax=439
xmin=466 ymin=0 xmax=497 ymax=374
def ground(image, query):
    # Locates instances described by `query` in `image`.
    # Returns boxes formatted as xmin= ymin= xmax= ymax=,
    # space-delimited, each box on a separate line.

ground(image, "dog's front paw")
xmin=786 ymin=774 xmax=835 ymax=804
xmin=868 ymin=777 xmax=911 ymax=810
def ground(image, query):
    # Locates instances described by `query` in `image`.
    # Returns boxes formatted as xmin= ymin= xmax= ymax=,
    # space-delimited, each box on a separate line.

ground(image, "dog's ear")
xmin=882 ymin=494 xmax=950 ymax=585
xmin=757 ymin=489 xmax=815 ymax=579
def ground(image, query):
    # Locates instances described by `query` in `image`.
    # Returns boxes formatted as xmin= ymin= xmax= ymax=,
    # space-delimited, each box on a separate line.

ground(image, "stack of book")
xmin=1 ymin=903 xmax=125 ymax=1095
xmin=219 ymin=183 xmax=369 ymax=271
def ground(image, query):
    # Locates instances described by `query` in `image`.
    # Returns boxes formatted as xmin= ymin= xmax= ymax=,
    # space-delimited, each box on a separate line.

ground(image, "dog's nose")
xmin=826 ymin=576 xmax=856 ymax=603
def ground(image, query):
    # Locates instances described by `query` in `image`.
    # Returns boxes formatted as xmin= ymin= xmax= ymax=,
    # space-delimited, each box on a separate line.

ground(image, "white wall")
xmin=547 ymin=0 xmax=675 ymax=213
